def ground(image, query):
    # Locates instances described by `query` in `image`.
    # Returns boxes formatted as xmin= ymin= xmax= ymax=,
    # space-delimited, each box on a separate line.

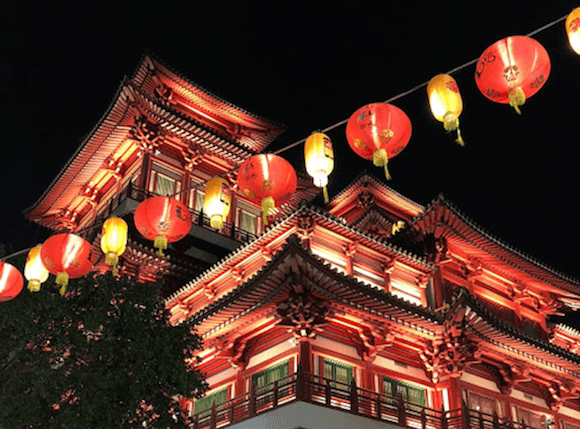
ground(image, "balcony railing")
xmin=189 ymin=367 xmax=538 ymax=429
xmin=92 ymin=182 xmax=257 ymax=244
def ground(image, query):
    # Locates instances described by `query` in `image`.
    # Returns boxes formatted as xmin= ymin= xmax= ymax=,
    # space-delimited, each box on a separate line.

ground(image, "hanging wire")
xmin=272 ymin=12 xmax=570 ymax=156
xmin=0 ymin=246 xmax=33 ymax=263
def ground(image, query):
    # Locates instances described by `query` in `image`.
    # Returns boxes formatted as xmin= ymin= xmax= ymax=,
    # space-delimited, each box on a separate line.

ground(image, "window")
xmin=383 ymin=376 xmax=426 ymax=407
xmin=149 ymin=162 xmax=182 ymax=200
xmin=189 ymin=179 xmax=205 ymax=213
xmin=155 ymin=173 xmax=176 ymax=196
xmin=239 ymin=210 xmax=257 ymax=234
xmin=323 ymin=357 xmax=353 ymax=390
xmin=251 ymin=360 xmax=290 ymax=389
xmin=193 ymin=387 xmax=227 ymax=416
xmin=563 ymin=421 xmax=580 ymax=429
xmin=514 ymin=407 xmax=547 ymax=429
xmin=467 ymin=391 xmax=498 ymax=416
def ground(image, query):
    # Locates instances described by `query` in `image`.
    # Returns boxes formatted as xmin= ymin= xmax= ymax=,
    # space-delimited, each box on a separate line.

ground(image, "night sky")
xmin=2 ymin=2 xmax=580 ymax=297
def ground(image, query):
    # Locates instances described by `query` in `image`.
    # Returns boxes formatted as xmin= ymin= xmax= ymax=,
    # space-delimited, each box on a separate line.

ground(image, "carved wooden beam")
xmin=276 ymin=283 xmax=332 ymax=340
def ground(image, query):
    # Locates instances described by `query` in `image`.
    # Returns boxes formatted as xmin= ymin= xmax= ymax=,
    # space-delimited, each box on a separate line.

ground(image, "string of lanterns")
xmin=1 ymin=8 xmax=580 ymax=302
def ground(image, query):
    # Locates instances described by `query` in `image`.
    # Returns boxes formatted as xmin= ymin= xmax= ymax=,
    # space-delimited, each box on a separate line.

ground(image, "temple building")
xmin=25 ymin=54 xmax=580 ymax=429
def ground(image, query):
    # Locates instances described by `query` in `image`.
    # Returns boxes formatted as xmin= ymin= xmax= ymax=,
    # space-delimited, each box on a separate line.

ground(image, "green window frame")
xmin=323 ymin=357 xmax=353 ymax=390
xmin=193 ymin=387 xmax=228 ymax=416
xmin=251 ymin=360 xmax=290 ymax=389
xmin=382 ymin=376 xmax=426 ymax=406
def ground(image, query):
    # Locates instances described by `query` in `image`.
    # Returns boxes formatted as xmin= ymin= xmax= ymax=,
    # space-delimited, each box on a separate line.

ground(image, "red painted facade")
xmin=26 ymin=55 xmax=580 ymax=428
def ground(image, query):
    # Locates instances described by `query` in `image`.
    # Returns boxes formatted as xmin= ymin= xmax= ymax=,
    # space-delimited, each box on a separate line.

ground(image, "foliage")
xmin=0 ymin=274 xmax=207 ymax=428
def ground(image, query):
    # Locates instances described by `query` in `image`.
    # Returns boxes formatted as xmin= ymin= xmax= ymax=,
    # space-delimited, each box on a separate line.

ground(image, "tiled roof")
xmin=328 ymin=170 xmax=424 ymax=216
xmin=450 ymin=288 xmax=580 ymax=375
xmin=187 ymin=234 xmax=442 ymax=337
xmin=166 ymin=202 xmax=434 ymax=305
xmin=132 ymin=53 xmax=287 ymax=152
xmin=24 ymin=80 xmax=134 ymax=220
xmin=404 ymin=194 xmax=580 ymax=294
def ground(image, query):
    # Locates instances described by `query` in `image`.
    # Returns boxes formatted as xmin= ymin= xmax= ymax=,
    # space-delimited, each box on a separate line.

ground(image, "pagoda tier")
xmin=167 ymin=172 xmax=580 ymax=428
xmin=24 ymin=54 xmax=318 ymax=286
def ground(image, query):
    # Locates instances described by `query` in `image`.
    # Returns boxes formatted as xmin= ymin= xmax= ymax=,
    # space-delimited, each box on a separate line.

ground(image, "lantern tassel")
xmin=508 ymin=87 xmax=525 ymax=115
xmin=384 ymin=164 xmax=392 ymax=181
xmin=154 ymin=235 xmax=168 ymax=257
xmin=455 ymin=127 xmax=465 ymax=146
xmin=373 ymin=149 xmax=391 ymax=180
xmin=27 ymin=280 xmax=41 ymax=293
xmin=261 ymin=197 xmax=275 ymax=226
xmin=55 ymin=272 xmax=69 ymax=296
xmin=322 ymin=186 xmax=329 ymax=204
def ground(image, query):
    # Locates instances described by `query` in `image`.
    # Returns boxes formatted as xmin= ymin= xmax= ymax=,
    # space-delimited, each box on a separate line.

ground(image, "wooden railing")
xmin=188 ymin=368 xmax=539 ymax=429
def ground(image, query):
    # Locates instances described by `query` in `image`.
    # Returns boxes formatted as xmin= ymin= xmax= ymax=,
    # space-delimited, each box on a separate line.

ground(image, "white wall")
xmin=560 ymin=406 xmax=580 ymax=421
xmin=312 ymin=337 xmax=359 ymax=360
xmin=461 ymin=372 xmax=500 ymax=393
xmin=228 ymin=401 xmax=404 ymax=429
xmin=511 ymin=389 xmax=548 ymax=408
xmin=205 ymin=367 xmax=236 ymax=389
xmin=246 ymin=339 xmax=296 ymax=370
xmin=374 ymin=356 xmax=430 ymax=383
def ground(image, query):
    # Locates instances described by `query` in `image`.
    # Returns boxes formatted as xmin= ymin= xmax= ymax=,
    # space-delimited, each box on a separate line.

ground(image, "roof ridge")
xmin=24 ymin=77 xmax=132 ymax=217
xmin=137 ymin=52 xmax=288 ymax=130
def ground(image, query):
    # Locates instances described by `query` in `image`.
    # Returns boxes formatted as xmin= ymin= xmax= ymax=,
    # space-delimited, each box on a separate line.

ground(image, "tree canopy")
xmin=0 ymin=273 xmax=207 ymax=428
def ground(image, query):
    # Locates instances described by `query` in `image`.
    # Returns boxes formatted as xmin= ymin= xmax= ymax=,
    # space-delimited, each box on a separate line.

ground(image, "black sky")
xmin=2 ymin=2 xmax=580 ymax=289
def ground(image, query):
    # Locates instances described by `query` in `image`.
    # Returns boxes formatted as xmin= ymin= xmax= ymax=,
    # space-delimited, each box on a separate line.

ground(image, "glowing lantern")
xmin=304 ymin=132 xmax=334 ymax=203
xmin=0 ymin=262 xmax=24 ymax=302
xmin=203 ymin=178 xmax=231 ymax=230
xmin=566 ymin=7 xmax=580 ymax=55
xmin=237 ymin=154 xmax=297 ymax=225
xmin=134 ymin=196 xmax=192 ymax=256
xmin=346 ymin=103 xmax=412 ymax=180
xmin=427 ymin=74 xmax=465 ymax=146
xmin=474 ymin=35 xmax=550 ymax=114
xmin=24 ymin=245 xmax=49 ymax=292
xmin=40 ymin=234 xmax=94 ymax=296
xmin=101 ymin=217 xmax=128 ymax=275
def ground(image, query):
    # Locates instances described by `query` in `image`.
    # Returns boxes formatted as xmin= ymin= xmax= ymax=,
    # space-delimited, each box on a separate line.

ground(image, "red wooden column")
xmin=298 ymin=338 xmax=312 ymax=373
xmin=138 ymin=150 xmax=152 ymax=193
xmin=381 ymin=258 xmax=396 ymax=293
xmin=343 ymin=242 xmax=358 ymax=276
xmin=447 ymin=378 xmax=463 ymax=410
xmin=234 ymin=367 xmax=245 ymax=397
xmin=363 ymin=361 xmax=374 ymax=391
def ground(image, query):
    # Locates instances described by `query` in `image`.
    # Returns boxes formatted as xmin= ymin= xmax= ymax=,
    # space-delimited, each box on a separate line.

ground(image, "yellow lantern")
xmin=101 ymin=217 xmax=128 ymax=274
xmin=24 ymin=245 xmax=49 ymax=292
xmin=427 ymin=74 xmax=464 ymax=146
xmin=566 ymin=7 xmax=580 ymax=55
xmin=304 ymin=132 xmax=334 ymax=203
xmin=203 ymin=177 xmax=231 ymax=230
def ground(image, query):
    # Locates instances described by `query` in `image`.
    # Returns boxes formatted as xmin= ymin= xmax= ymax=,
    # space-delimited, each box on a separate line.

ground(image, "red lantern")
xmin=133 ymin=196 xmax=192 ymax=256
xmin=237 ymin=154 xmax=297 ymax=225
xmin=0 ymin=262 xmax=24 ymax=302
xmin=346 ymin=103 xmax=412 ymax=180
xmin=474 ymin=35 xmax=550 ymax=114
xmin=40 ymin=234 xmax=94 ymax=296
